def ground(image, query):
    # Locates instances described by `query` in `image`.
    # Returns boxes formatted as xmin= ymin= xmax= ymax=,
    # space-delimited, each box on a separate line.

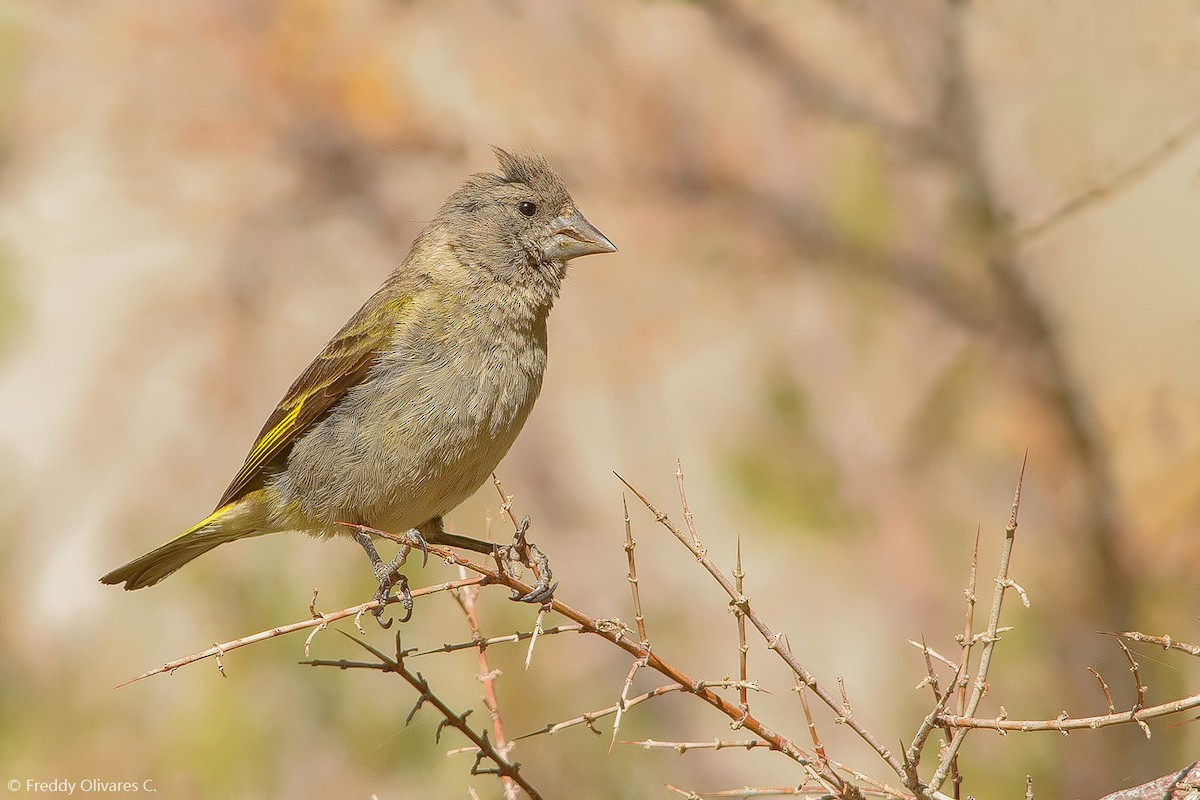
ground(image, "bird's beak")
xmin=543 ymin=209 xmax=617 ymax=262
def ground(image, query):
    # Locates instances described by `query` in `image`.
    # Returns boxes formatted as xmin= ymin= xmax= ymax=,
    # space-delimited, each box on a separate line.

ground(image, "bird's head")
xmin=436 ymin=149 xmax=616 ymax=294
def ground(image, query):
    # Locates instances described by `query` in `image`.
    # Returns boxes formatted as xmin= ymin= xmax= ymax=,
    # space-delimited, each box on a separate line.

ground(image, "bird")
xmin=101 ymin=148 xmax=616 ymax=622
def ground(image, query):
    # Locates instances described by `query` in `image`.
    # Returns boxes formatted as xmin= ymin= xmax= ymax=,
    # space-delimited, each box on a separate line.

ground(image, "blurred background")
xmin=1 ymin=0 xmax=1199 ymax=797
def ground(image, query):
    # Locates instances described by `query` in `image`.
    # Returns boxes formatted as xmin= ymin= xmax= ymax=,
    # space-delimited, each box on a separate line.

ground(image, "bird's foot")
xmin=494 ymin=515 xmax=557 ymax=604
xmin=349 ymin=525 xmax=427 ymax=627
xmin=370 ymin=570 xmax=412 ymax=630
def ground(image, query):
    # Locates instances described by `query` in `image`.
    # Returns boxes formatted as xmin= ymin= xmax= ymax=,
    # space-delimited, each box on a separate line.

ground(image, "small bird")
xmin=101 ymin=149 xmax=615 ymax=620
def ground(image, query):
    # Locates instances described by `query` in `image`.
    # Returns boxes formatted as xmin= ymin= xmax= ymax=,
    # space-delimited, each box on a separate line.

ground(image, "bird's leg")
xmin=423 ymin=516 xmax=556 ymax=604
xmin=349 ymin=525 xmax=428 ymax=627
xmin=495 ymin=516 xmax=557 ymax=604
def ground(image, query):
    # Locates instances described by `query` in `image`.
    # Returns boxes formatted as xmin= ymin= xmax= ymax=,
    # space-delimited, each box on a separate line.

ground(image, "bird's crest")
xmin=492 ymin=147 xmax=571 ymax=207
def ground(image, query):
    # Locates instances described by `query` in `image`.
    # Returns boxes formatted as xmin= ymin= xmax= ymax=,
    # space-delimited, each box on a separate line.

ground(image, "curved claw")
xmin=413 ymin=533 xmax=429 ymax=568
xmin=512 ymin=580 xmax=558 ymax=604
xmin=372 ymin=588 xmax=395 ymax=629
xmin=395 ymin=574 xmax=414 ymax=624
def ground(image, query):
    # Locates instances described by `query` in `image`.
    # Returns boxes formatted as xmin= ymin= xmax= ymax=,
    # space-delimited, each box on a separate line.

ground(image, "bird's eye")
xmin=518 ymin=201 xmax=537 ymax=217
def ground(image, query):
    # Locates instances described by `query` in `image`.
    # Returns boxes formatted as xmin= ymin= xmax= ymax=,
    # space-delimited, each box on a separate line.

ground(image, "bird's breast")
xmin=277 ymin=312 xmax=549 ymax=530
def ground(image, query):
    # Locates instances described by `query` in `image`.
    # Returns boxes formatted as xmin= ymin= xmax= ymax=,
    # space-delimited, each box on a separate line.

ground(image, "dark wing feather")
xmin=215 ymin=294 xmax=410 ymax=509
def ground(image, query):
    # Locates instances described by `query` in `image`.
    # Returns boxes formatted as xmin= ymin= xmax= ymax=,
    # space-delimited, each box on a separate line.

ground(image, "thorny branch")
xmin=120 ymin=459 xmax=1200 ymax=799
xmin=927 ymin=457 xmax=1026 ymax=792
xmin=453 ymin=570 xmax=518 ymax=800
xmin=618 ymin=467 xmax=907 ymax=784
xmin=302 ymin=631 xmax=542 ymax=800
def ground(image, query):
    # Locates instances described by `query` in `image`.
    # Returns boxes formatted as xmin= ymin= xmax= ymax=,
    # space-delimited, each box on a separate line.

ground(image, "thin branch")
xmin=936 ymin=690 xmax=1200 ymax=732
xmin=1108 ymin=631 xmax=1200 ymax=658
xmin=453 ymin=571 xmax=517 ymax=799
xmin=1114 ymin=639 xmax=1150 ymax=738
xmin=610 ymin=657 xmax=649 ymax=754
xmin=622 ymin=494 xmax=648 ymax=646
xmin=306 ymin=631 xmax=542 ymax=800
xmin=929 ymin=458 xmax=1026 ymax=791
xmin=116 ymin=575 xmax=484 ymax=686
xmin=625 ymin=738 xmax=773 ymax=752
xmin=1017 ymin=114 xmax=1200 ymax=241
xmin=492 ymin=473 xmax=522 ymax=529
xmin=906 ymin=640 xmax=959 ymax=673
xmin=129 ymin=532 xmax=825 ymax=785
xmin=524 ymin=605 xmax=550 ymax=670
xmin=516 ymin=684 xmax=686 ymax=740
xmin=410 ymin=625 xmax=583 ymax=658
xmin=826 ymin=759 xmax=913 ymax=800
xmin=516 ymin=679 xmax=764 ymax=742
xmin=735 ymin=534 xmax=750 ymax=713
xmin=794 ymin=671 xmax=828 ymax=767
xmin=958 ymin=528 xmax=980 ymax=717
xmin=618 ymin=469 xmax=902 ymax=786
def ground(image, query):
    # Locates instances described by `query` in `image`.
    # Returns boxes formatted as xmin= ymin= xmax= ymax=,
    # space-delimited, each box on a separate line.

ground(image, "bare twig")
xmin=493 ymin=473 xmax=522 ymax=529
xmin=622 ymin=494 xmax=649 ymax=646
xmin=130 ymin=531 xmax=825 ymax=784
xmin=907 ymin=640 xmax=959 ymax=674
xmin=1114 ymin=639 xmax=1151 ymax=738
xmin=1108 ymin=631 xmax=1200 ymax=658
xmin=525 ymin=605 xmax=550 ymax=669
xmin=957 ymin=528 xmax=980 ymax=717
xmin=517 ymin=684 xmax=685 ymax=740
xmin=516 ymin=680 xmax=762 ymax=741
xmin=794 ymin=674 xmax=827 ymax=767
xmin=1088 ymin=667 xmax=1116 ymax=714
xmin=929 ymin=459 xmax=1026 ymax=791
xmin=735 ymin=534 xmax=749 ymax=713
xmin=625 ymin=738 xmax=773 ymax=752
xmin=304 ymin=631 xmax=542 ymax=800
xmin=618 ymin=469 xmax=901 ymax=787
xmin=411 ymin=625 xmax=583 ymax=658
xmin=936 ymin=690 xmax=1200 ymax=732
xmin=610 ymin=656 xmax=649 ymax=754
xmin=453 ymin=569 xmax=517 ymax=799
xmin=116 ymin=575 xmax=484 ymax=687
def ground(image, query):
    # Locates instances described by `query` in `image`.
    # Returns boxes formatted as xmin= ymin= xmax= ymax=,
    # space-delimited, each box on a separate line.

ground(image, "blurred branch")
xmin=936 ymin=0 xmax=1136 ymax=639
xmin=683 ymin=170 xmax=1005 ymax=339
xmin=701 ymin=0 xmax=945 ymax=156
xmin=1016 ymin=114 xmax=1200 ymax=242
xmin=695 ymin=0 xmax=1147 ymax=656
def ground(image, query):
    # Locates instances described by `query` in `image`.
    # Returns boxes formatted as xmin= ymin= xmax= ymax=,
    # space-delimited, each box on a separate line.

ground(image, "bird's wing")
xmin=215 ymin=294 xmax=412 ymax=509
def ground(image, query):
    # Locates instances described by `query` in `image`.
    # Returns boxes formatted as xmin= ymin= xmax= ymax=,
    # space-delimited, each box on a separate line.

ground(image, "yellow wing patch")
xmin=213 ymin=290 xmax=410 ymax=510
xmin=220 ymin=398 xmax=307 ymax=509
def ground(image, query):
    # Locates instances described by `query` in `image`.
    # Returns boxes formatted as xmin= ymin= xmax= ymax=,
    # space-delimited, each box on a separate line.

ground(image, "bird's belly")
xmin=279 ymin=355 xmax=542 ymax=533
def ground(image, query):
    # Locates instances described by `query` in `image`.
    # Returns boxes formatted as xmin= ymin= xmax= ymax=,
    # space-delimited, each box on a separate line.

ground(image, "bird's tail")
xmin=100 ymin=494 xmax=269 ymax=590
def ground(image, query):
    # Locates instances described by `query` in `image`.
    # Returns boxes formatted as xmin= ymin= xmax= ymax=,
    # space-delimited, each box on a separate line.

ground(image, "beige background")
xmin=1 ymin=1 xmax=1199 ymax=797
